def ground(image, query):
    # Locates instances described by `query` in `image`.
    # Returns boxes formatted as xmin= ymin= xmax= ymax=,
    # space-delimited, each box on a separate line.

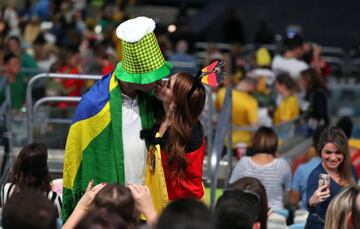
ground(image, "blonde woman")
xmin=324 ymin=186 xmax=360 ymax=229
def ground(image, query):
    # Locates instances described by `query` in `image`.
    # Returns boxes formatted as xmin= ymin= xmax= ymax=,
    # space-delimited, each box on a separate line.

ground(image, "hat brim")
xmin=114 ymin=61 xmax=173 ymax=85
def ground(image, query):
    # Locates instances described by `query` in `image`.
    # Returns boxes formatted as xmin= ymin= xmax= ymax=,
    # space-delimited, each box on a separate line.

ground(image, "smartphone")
xmin=318 ymin=174 xmax=330 ymax=190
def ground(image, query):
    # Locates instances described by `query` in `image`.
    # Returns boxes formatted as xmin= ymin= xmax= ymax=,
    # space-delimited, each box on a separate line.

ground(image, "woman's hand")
xmin=76 ymin=180 xmax=107 ymax=213
xmin=62 ymin=180 xmax=107 ymax=229
xmin=127 ymin=184 xmax=157 ymax=224
xmin=309 ymin=184 xmax=330 ymax=206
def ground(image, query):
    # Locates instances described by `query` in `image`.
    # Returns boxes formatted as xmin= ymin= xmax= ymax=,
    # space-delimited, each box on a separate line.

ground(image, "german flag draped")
xmin=62 ymin=73 xmax=155 ymax=221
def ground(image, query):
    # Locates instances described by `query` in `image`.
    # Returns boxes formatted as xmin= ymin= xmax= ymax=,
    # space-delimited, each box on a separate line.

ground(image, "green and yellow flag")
xmin=62 ymin=73 xmax=155 ymax=221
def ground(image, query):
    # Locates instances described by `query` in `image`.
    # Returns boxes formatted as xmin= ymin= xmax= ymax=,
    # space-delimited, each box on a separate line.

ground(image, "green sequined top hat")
xmin=114 ymin=16 xmax=172 ymax=85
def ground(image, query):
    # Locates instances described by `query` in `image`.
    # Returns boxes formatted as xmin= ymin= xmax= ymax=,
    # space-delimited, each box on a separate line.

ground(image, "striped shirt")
xmin=229 ymin=156 xmax=292 ymax=210
xmin=1 ymin=183 xmax=62 ymax=217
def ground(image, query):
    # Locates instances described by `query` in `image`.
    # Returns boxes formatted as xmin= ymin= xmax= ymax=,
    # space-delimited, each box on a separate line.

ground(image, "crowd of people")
xmin=1 ymin=1 xmax=360 ymax=229
xmin=1 ymin=125 xmax=360 ymax=229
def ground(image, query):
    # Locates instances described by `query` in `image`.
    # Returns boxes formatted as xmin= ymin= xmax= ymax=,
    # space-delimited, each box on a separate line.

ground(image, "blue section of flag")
xmin=72 ymin=73 xmax=112 ymax=123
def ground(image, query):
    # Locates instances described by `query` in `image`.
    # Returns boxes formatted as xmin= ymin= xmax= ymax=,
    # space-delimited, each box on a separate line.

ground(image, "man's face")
xmin=8 ymin=39 xmax=20 ymax=53
xmin=154 ymin=76 xmax=175 ymax=105
xmin=135 ymin=80 xmax=160 ymax=92
xmin=7 ymin=57 xmax=21 ymax=75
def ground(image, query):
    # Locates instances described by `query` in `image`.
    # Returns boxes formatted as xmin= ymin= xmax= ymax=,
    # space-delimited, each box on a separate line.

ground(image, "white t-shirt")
xmin=271 ymin=55 xmax=309 ymax=79
xmin=122 ymin=94 xmax=147 ymax=185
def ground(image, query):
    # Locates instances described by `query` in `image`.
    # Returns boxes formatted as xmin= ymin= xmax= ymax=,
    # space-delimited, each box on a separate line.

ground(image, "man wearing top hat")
xmin=62 ymin=16 xmax=172 ymax=220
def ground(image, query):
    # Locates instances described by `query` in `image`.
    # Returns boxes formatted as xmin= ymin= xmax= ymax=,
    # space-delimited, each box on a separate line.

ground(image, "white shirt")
xmin=271 ymin=55 xmax=309 ymax=79
xmin=122 ymin=94 xmax=147 ymax=185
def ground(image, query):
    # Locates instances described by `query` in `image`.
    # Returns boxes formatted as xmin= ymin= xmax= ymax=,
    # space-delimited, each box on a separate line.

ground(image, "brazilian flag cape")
xmin=62 ymin=73 xmax=155 ymax=221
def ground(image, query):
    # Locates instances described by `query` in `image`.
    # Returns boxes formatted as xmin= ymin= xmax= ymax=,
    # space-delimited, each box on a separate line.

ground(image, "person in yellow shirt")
xmin=215 ymin=77 xmax=258 ymax=147
xmin=273 ymin=73 xmax=300 ymax=125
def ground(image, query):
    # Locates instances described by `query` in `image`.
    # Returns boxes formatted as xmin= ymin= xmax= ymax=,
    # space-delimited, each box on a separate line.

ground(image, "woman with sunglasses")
xmin=306 ymin=127 xmax=358 ymax=229
xmin=141 ymin=71 xmax=207 ymax=213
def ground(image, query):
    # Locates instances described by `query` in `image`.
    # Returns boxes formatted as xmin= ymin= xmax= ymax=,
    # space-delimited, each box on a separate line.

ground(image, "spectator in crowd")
xmin=290 ymin=125 xmax=327 ymax=209
xmin=57 ymin=47 xmax=84 ymax=106
xmin=302 ymin=43 xmax=332 ymax=78
xmin=141 ymin=71 xmax=206 ymax=213
xmin=62 ymin=180 xmax=107 ymax=229
xmin=168 ymin=40 xmax=198 ymax=75
xmin=1 ymin=143 xmax=62 ymax=217
xmin=31 ymin=0 xmax=50 ymax=21
xmin=230 ymin=177 xmax=269 ymax=229
xmin=306 ymin=127 xmax=358 ymax=229
xmin=23 ymin=16 xmax=41 ymax=44
xmin=2 ymin=189 xmax=58 ymax=229
xmin=272 ymin=34 xmax=308 ymax=79
xmin=249 ymin=47 xmax=276 ymax=87
xmin=0 ymin=19 xmax=9 ymax=49
xmin=5 ymin=35 xmax=38 ymax=71
xmin=63 ymin=182 xmax=156 ymax=229
xmin=33 ymin=33 xmax=59 ymax=72
xmin=248 ymin=47 xmax=276 ymax=111
xmin=156 ymin=198 xmax=212 ymax=229
xmin=229 ymin=127 xmax=291 ymax=211
xmin=300 ymin=68 xmax=330 ymax=132
xmin=215 ymin=77 xmax=258 ymax=147
xmin=75 ymin=209 xmax=127 ymax=229
xmin=95 ymin=47 xmax=115 ymax=76
xmin=273 ymin=72 xmax=300 ymax=125
xmin=324 ymin=185 xmax=360 ymax=229
xmin=0 ymin=52 xmax=26 ymax=110
xmin=1 ymin=3 xmax=20 ymax=37
xmin=214 ymin=189 xmax=261 ymax=229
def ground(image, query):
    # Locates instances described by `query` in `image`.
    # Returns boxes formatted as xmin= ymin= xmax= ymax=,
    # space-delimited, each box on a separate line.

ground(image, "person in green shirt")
xmin=0 ymin=53 xmax=26 ymax=110
xmin=6 ymin=36 xmax=38 ymax=72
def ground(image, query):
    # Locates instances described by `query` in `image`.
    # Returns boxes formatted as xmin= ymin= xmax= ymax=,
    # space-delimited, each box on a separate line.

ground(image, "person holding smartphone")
xmin=306 ymin=127 xmax=358 ymax=229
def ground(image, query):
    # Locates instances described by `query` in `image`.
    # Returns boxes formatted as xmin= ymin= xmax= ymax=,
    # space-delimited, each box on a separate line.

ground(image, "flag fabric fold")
xmin=62 ymin=73 xmax=155 ymax=221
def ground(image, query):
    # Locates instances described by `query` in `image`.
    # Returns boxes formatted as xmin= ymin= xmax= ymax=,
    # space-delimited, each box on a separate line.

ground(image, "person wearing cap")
xmin=62 ymin=17 xmax=172 ymax=221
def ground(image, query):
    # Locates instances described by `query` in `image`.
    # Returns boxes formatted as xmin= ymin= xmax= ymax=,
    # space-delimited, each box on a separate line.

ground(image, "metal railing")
xmin=206 ymin=87 xmax=311 ymax=208
xmin=26 ymin=73 xmax=102 ymax=143
xmin=0 ymin=79 xmax=13 ymax=184
xmin=209 ymin=85 xmax=232 ymax=209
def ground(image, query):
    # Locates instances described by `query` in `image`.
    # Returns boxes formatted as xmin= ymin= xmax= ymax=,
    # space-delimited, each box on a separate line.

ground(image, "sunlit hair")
xmin=167 ymin=72 xmax=206 ymax=177
xmin=324 ymin=186 xmax=360 ymax=229
xmin=230 ymin=177 xmax=268 ymax=229
xmin=252 ymin=127 xmax=278 ymax=155
xmin=275 ymin=72 xmax=300 ymax=94
xmin=11 ymin=143 xmax=52 ymax=192
xmin=317 ymin=126 xmax=355 ymax=186
xmin=92 ymin=184 xmax=137 ymax=229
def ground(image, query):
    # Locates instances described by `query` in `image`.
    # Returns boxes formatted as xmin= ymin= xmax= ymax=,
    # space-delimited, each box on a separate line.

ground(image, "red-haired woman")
xmin=141 ymin=72 xmax=206 ymax=213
